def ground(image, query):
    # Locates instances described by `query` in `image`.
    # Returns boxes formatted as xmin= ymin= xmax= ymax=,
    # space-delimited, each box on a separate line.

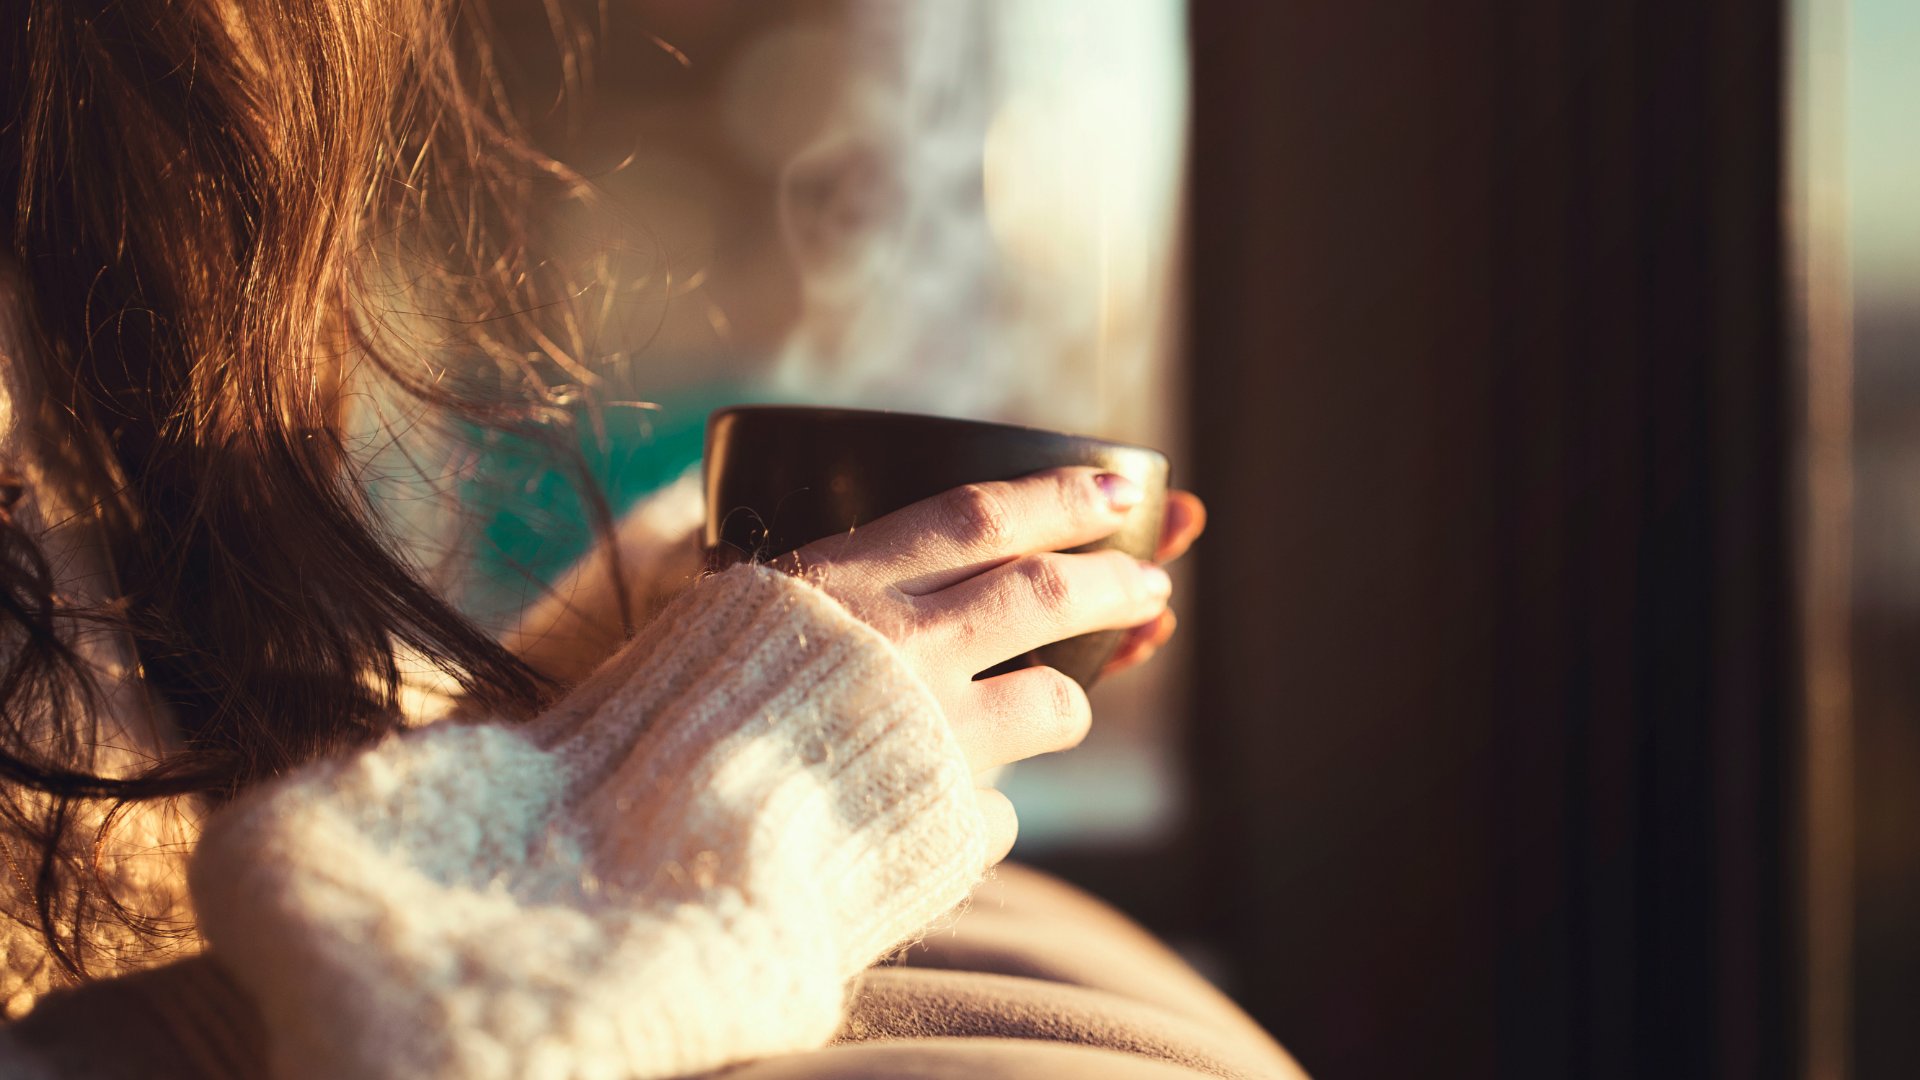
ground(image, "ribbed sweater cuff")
xmin=529 ymin=562 xmax=987 ymax=964
xmin=190 ymin=562 xmax=987 ymax=1079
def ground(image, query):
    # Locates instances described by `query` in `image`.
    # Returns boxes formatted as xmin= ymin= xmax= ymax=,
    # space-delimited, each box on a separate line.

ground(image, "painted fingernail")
xmin=1096 ymin=472 xmax=1142 ymax=511
xmin=1140 ymin=563 xmax=1172 ymax=595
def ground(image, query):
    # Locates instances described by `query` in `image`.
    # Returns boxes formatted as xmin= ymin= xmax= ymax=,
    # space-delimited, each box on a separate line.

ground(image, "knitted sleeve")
xmin=186 ymin=562 xmax=989 ymax=1080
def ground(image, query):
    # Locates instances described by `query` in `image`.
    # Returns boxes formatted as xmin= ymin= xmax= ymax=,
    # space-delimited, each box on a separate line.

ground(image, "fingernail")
xmin=1140 ymin=562 xmax=1172 ymax=595
xmin=1096 ymin=472 xmax=1142 ymax=512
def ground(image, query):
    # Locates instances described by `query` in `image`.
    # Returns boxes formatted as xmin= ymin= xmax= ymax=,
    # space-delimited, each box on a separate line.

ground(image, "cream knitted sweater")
xmin=189 ymin=561 xmax=990 ymax=1079
xmin=1 ymin=558 xmax=990 ymax=1080
xmin=0 ymin=284 xmax=991 ymax=1078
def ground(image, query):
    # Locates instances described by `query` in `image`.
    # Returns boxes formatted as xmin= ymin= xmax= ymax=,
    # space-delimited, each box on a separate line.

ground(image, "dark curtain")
xmin=1183 ymin=2 xmax=1793 ymax=1078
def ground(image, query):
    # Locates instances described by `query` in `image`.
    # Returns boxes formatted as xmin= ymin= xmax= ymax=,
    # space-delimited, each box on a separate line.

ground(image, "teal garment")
xmin=460 ymin=383 xmax=766 ymax=621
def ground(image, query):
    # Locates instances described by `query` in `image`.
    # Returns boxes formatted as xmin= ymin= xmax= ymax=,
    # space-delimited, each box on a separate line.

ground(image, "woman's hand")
xmin=776 ymin=467 xmax=1201 ymax=862
xmin=1102 ymin=488 xmax=1206 ymax=677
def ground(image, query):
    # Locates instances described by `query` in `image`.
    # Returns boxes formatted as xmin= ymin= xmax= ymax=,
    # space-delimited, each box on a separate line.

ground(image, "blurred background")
xmin=447 ymin=1 xmax=1913 ymax=1077
xmin=1847 ymin=1 xmax=1920 ymax=1077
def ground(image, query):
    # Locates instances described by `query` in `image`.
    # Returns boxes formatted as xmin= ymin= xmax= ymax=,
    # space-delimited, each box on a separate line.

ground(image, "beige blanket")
xmin=9 ymin=865 xmax=1306 ymax=1079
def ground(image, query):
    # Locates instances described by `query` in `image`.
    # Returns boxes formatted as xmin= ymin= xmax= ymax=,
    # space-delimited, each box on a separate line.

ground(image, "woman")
xmin=0 ymin=1 xmax=1293 ymax=1077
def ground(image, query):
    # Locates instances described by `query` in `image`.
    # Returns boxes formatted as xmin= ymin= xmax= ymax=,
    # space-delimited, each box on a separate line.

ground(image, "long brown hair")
xmin=0 ymin=0 xmax=629 ymax=980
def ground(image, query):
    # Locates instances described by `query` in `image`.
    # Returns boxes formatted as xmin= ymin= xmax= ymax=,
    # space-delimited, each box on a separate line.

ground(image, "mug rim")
xmin=708 ymin=403 xmax=1170 ymax=464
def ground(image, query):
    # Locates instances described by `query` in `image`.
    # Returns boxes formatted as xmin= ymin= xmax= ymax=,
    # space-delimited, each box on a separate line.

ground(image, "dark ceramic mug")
xmin=703 ymin=405 xmax=1171 ymax=688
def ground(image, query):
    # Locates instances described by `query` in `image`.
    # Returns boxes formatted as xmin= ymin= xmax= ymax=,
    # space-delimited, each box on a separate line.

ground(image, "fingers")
xmin=975 ymin=787 xmax=1018 ymax=865
xmin=1102 ymin=608 xmax=1178 ymax=677
xmin=800 ymin=468 xmax=1143 ymax=594
xmin=1155 ymin=491 xmax=1207 ymax=564
xmin=921 ymin=549 xmax=1171 ymax=672
xmin=950 ymin=664 xmax=1092 ymax=772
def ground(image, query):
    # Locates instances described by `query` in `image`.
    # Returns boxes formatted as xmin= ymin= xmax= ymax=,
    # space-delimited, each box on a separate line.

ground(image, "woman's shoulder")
xmin=0 ymin=259 xmax=202 ymax=1017
xmin=0 ymin=262 xmax=175 ymax=752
